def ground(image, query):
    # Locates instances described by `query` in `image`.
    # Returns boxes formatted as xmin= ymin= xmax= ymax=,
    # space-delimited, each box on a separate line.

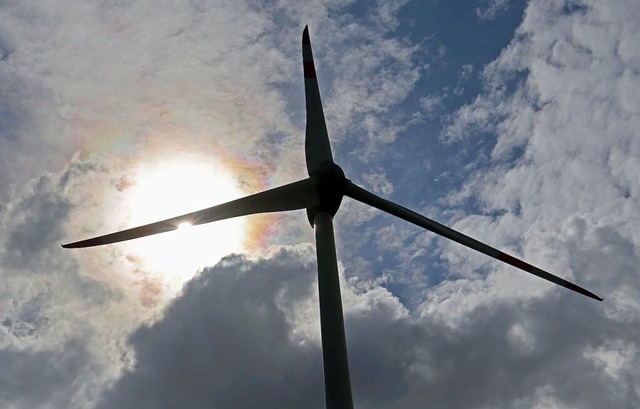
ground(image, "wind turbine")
xmin=63 ymin=26 xmax=602 ymax=409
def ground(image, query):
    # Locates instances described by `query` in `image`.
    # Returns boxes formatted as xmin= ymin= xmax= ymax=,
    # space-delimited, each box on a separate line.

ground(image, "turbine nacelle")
xmin=307 ymin=161 xmax=349 ymax=225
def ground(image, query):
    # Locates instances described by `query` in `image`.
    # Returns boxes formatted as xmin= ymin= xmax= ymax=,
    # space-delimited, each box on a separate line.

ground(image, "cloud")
xmin=476 ymin=0 xmax=510 ymax=21
xmin=362 ymin=171 xmax=394 ymax=196
xmin=96 ymin=250 xmax=325 ymax=409
xmin=443 ymin=0 xmax=640 ymax=251
xmin=0 ymin=157 xmax=146 ymax=407
xmin=310 ymin=18 xmax=424 ymax=159
xmin=430 ymin=1 xmax=640 ymax=403
xmin=0 ymin=1 xmax=303 ymax=193
xmin=419 ymin=94 xmax=445 ymax=117
xmin=0 ymin=341 xmax=92 ymax=409
xmin=91 ymin=243 xmax=640 ymax=409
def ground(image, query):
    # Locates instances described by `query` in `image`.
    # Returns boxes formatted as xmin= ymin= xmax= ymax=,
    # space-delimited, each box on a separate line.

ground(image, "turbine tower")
xmin=63 ymin=26 xmax=602 ymax=409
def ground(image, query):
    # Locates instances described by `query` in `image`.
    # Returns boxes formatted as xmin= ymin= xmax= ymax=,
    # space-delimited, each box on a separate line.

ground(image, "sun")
xmin=121 ymin=156 xmax=246 ymax=294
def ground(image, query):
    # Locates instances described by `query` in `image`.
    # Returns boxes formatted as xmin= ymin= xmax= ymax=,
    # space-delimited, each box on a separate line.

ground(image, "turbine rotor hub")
xmin=307 ymin=161 xmax=348 ymax=225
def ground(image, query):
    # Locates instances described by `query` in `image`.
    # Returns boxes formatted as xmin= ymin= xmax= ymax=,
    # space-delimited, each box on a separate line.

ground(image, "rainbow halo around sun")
xmin=121 ymin=156 xmax=246 ymax=295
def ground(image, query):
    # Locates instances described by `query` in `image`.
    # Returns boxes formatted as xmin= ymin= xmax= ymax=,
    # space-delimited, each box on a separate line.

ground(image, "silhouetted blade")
xmin=62 ymin=178 xmax=319 ymax=248
xmin=344 ymin=182 xmax=603 ymax=301
xmin=302 ymin=25 xmax=334 ymax=175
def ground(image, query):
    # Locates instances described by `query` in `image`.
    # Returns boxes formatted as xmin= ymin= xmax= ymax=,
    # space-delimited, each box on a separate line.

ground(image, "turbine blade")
xmin=62 ymin=178 xmax=319 ymax=248
xmin=303 ymin=25 xmax=334 ymax=175
xmin=344 ymin=182 xmax=603 ymax=301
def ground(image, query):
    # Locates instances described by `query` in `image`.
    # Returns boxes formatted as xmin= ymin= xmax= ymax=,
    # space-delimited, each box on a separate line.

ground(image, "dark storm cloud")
xmin=95 ymin=229 xmax=640 ymax=409
xmin=0 ymin=341 xmax=91 ymax=408
xmin=96 ymin=251 xmax=325 ymax=409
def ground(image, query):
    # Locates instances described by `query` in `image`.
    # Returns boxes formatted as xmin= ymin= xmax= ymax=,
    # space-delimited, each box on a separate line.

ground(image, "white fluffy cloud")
xmin=430 ymin=0 xmax=640 ymax=403
xmin=441 ymin=0 xmax=639 ymax=295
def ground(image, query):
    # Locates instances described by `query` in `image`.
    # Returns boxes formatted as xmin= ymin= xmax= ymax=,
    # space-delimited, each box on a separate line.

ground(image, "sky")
xmin=1 ymin=0 xmax=639 ymax=408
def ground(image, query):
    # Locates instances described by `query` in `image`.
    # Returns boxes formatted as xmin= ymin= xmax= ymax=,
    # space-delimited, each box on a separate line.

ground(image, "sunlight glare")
xmin=122 ymin=157 xmax=246 ymax=296
xmin=177 ymin=222 xmax=193 ymax=230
